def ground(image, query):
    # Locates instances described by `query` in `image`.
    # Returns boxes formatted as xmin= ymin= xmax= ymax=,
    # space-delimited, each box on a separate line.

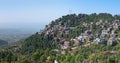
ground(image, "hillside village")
xmin=41 ymin=19 xmax=120 ymax=50
xmin=1 ymin=13 xmax=120 ymax=63
xmin=38 ymin=16 xmax=120 ymax=62
xmin=18 ymin=13 xmax=120 ymax=63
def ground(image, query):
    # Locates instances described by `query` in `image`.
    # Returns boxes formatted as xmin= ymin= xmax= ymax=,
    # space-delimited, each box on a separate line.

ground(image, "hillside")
xmin=0 ymin=13 xmax=120 ymax=63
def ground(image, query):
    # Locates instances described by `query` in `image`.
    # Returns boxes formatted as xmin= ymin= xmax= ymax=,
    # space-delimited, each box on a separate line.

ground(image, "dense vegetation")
xmin=0 ymin=13 xmax=120 ymax=63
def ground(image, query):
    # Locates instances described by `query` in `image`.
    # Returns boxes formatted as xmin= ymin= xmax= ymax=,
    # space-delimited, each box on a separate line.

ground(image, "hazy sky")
xmin=0 ymin=0 xmax=120 ymax=30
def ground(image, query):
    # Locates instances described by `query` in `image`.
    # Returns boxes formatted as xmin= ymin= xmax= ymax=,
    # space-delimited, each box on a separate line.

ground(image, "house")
xmin=61 ymin=41 xmax=70 ymax=49
xmin=64 ymin=41 xmax=70 ymax=47
xmin=54 ymin=49 xmax=59 ymax=52
xmin=88 ymin=34 xmax=94 ymax=41
xmin=85 ymin=35 xmax=93 ymax=42
xmin=110 ymin=34 xmax=116 ymax=38
xmin=94 ymin=37 xmax=107 ymax=45
xmin=94 ymin=38 xmax=101 ymax=44
xmin=102 ymin=29 xmax=108 ymax=35
xmin=114 ymin=23 xmax=118 ymax=29
xmin=118 ymin=26 xmax=120 ymax=30
xmin=47 ymin=56 xmax=50 ymax=60
xmin=85 ymin=36 xmax=90 ymax=42
xmin=111 ymin=30 xmax=115 ymax=35
xmin=72 ymin=39 xmax=81 ymax=46
xmin=100 ymin=38 xmax=107 ymax=45
xmin=99 ymin=20 xmax=103 ymax=23
xmin=107 ymin=38 xmax=113 ymax=45
xmin=96 ymin=22 xmax=100 ymax=25
xmin=61 ymin=50 xmax=66 ymax=55
xmin=101 ymin=29 xmax=108 ymax=37
xmin=90 ymin=22 xmax=93 ymax=25
xmin=107 ymin=37 xmax=117 ymax=46
xmin=84 ymin=30 xmax=91 ymax=36
xmin=77 ymin=35 xmax=86 ymax=42
xmin=107 ymin=27 xmax=112 ymax=32
xmin=83 ymin=22 xmax=88 ymax=27
xmin=96 ymin=32 xmax=101 ymax=37
xmin=105 ymin=20 xmax=108 ymax=24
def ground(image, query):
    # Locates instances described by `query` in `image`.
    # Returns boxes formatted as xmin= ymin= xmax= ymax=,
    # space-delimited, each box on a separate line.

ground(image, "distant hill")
xmin=0 ymin=39 xmax=8 ymax=46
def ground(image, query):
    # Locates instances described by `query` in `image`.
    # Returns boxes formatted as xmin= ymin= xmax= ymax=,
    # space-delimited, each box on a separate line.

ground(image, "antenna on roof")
xmin=69 ymin=9 xmax=72 ymax=14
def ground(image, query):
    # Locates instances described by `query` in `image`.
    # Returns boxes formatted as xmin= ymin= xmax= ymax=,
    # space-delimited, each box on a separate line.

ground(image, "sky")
xmin=0 ymin=0 xmax=120 ymax=31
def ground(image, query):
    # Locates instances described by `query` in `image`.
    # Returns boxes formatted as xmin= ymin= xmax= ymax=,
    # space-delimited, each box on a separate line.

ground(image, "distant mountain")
xmin=0 ymin=39 xmax=8 ymax=46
